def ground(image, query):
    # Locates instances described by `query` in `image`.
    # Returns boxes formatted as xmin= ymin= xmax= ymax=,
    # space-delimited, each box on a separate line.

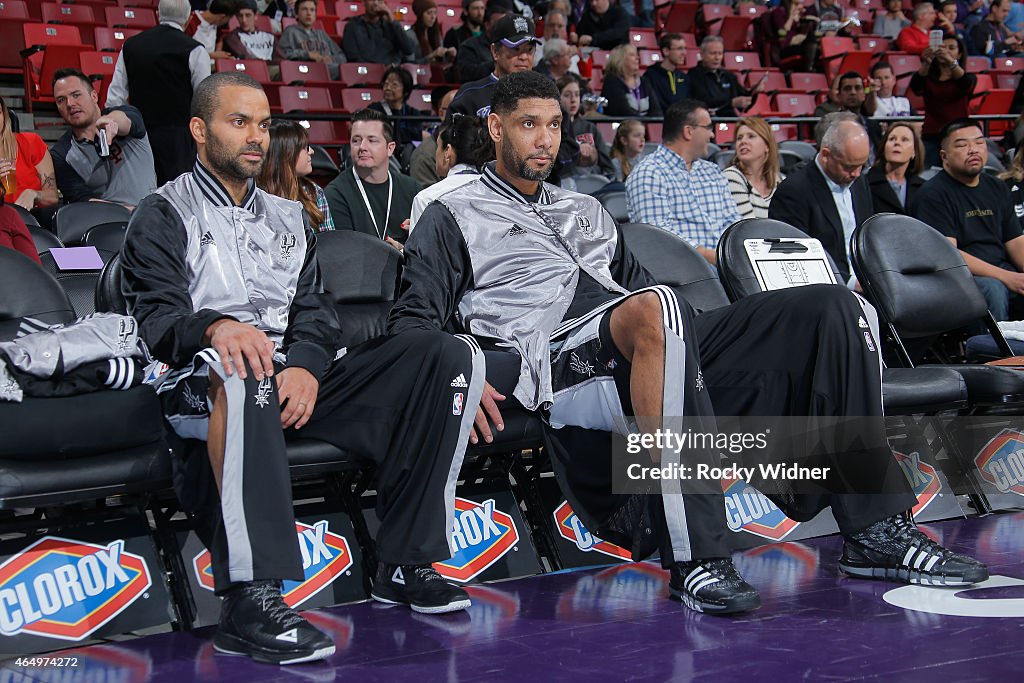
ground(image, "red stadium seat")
xmin=78 ymin=51 xmax=117 ymax=106
xmin=408 ymin=88 xmax=432 ymax=110
xmin=279 ymin=59 xmax=333 ymax=85
xmin=772 ymin=93 xmax=817 ymax=116
xmin=22 ymin=23 xmax=90 ymax=111
xmin=718 ymin=15 xmax=752 ymax=51
xmin=995 ymin=73 xmax=1021 ymax=91
xmin=340 ymin=87 xmax=382 ymax=112
xmin=104 ymin=6 xmax=156 ymax=29
xmin=629 ymin=29 xmax=658 ymax=51
xmin=338 ymin=62 xmax=386 ymax=87
xmin=713 ymin=121 xmax=736 ymax=145
xmin=639 ymin=49 xmax=662 ymax=68
xmin=215 ymin=58 xmax=273 ymax=84
xmin=0 ymin=0 xmax=32 ymax=74
xmin=746 ymin=69 xmax=788 ymax=93
xmin=93 ymin=27 xmax=142 ymax=52
xmin=334 ymin=1 xmax=364 ymax=20
xmin=41 ymin=2 xmax=101 ymax=45
xmin=279 ymin=85 xmax=335 ymax=113
xmin=301 ymin=119 xmax=348 ymax=146
xmin=701 ymin=4 xmax=730 ymax=33
xmin=402 ymin=62 xmax=432 ymax=87
xmin=769 ymin=122 xmax=799 ymax=142
xmin=595 ymin=121 xmax=615 ymax=143
xmin=788 ymin=72 xmax=828 ymax=94
xmin=991 ymin=57 xmax=1024 ymax=74
xmin=591 ymin=50 xmax=610 ymax=69
xmin=659 ymin=1 xmax=698 ymax=35
xmin=724 ymin=51 xmax=761 ymax=73
xmin=965 ymin=55 xmax=991 ymax=72
xmin=647 ymin=122 xmax=662 ymax=143
xmin=857 ymin=35 xmax=889 ymax=55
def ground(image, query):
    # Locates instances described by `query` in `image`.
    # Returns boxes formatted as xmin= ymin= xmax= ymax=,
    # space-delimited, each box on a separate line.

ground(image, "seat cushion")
xmin=883 ymin=367 xmax=967 ymax=413
xmin=936 ymin=364 xmax=1024 ymax=404
xmin=0 ymin=442 xmax=171 ymax=506
xmin=0 ymin=385 xmax=165 ymax=459
xmin=285 ymin=437 xmax=360 ymax=469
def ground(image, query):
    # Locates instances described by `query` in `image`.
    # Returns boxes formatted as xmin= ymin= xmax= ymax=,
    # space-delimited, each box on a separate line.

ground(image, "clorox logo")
xmin=894 ymin=451 xmax=942 ymax=516
xmin=975 ymin=429 xmax=1024 ymax=497
xmin=553 ymin=501 xmax=631 ymax=560
xmin=721 ymin=478 xmax=800 ymax=541
xmin=434 ymin=498 xmax=518 ymax=583
xmin=0 ymin=537 xmax=151 ymax=641
xmin=194 ymin=520 xmax=352 ymax=607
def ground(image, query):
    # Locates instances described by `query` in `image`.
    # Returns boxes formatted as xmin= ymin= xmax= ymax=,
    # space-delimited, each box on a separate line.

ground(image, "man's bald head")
xmin=818 ymin=119 xmax=870 ymax=187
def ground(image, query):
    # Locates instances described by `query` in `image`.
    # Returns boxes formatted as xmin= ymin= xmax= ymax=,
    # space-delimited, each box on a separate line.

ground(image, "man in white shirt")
xmin=224 ymin=0 xmax=277 ymax=62
xmin=868 ymin=61 xmax=915 ymax=118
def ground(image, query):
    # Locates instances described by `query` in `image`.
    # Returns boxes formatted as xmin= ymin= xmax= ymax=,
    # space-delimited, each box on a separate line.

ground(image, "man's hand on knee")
xmin=203 ymin=319 xmax=276 ymax=380
xmin=277 ymin=367 xmax=319 ymax=429
xmin=470 ymin=382 xmax=505 ymax=445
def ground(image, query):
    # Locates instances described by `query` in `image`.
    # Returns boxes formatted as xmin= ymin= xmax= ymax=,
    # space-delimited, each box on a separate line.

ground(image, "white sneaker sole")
xmin=839 ymin=562 xmax=986 ymax=586
xmin=371 ymin=592 xmax=472 ymax=614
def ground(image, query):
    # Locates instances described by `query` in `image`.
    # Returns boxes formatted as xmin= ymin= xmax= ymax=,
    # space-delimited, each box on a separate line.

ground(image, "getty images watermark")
xmin=609 ymin=416 xmax=914 ymax=496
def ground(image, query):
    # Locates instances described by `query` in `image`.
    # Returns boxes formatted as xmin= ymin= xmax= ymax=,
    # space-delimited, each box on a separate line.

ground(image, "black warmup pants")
xmin=162 ymin=329 xmax=484 ymax=593
xmin=536 ymin=285 xmax=916 ymax=567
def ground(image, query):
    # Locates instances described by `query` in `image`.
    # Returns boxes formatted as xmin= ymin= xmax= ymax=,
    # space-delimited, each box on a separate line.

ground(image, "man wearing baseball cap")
xmin=449 ymin=13 xmax=540 ymax=118
xmin=452 ymin=0 xmax=513 ymax=83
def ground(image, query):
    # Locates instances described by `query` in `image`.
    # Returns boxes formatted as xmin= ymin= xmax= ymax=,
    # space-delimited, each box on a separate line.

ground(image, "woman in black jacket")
xmin=600 ymin=44 xmax=662 ymax=118
xmin=866 ymin=122 xmax=925 ymax=215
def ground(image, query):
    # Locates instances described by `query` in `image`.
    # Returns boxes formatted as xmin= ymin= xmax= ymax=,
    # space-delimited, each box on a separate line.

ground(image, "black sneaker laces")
xmin=247 ymin=581 xmax=305 ymax=628
xmin=888 ymin=516 xmax=956 ymax=566
xmin=696 ymin=558 xmax=742 ymax=583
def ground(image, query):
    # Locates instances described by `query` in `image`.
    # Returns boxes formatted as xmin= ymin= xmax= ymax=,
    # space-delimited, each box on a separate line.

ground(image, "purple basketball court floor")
xmin=6 ymin=512 xmax=1023 ymax=683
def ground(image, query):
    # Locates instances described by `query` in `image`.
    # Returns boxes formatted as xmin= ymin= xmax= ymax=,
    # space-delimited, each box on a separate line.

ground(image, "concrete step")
xmin=31 ymin=116 xmax=66 ymax=143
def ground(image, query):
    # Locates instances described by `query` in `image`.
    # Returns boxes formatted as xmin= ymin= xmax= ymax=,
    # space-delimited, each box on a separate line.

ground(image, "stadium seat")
xmin=334 ymin=1 xmax=365 ymax=20
xmin=0 ymin=249 xmax=169 ymax=510
xmin=850 ymin=213 xmax=1024 ymax=408
xmin=629 ymin=29 xmax=658 ymax=51
xmin=598 ymin=190 xmax=629 ymax=223
xmin=104 ymin=6 xmax=157 ymax=29
xmin=79 ymin=51 xmax=118 ymax=105
xmin=21 ymin=23 xmax=91 ymax=111
xmin=339 ymin=62 xmax=386 ymax=87
xmin=0 ymin=0 xmax=31 ymax=73
xmin=965 ymin=55 xmax=991 ymax=73
xmin=53 ymin=201 xmax=132 ymax=246
xmin=659 ymin=1 xmax=698 ymax=34
xmin=724 ymin=51 xmax=760 ymax=73
xmin=995 ymin=73 xmax=1021 ymax=91
xmin=772 ymin=93 xmax=817 ymax=116
xmin=574 ymin=173 xmax=611 ymax=195
xmin=591 ymin=50 xmax=610 ymax=69
xmin=407 ymin=88 xmax=433 ymax=111
xmin=279 ymin=59 xmax=333 ymax=85
xmin=401 ymin=62 xmax=432 ymax=87
xmin=340 ymin=87 xmax=382 ymax=112
xmin=747 ymin=69 xmax=787 ymax=92
xmin=991 ymin=56 xmax=1024 ymax=73
xmin=278 ymin=85 xmax=335 ymax=113
xmin=716 ymin=218 xmax=970 ymax=416
xmin=819 ymin=37 xmax=873 ymax=80
xmin=41 ymin=2 xmax=101 ymax=44
xmin=28 ymin=225 xmax=64 ymax=254
xmin=638 ymin=49 xmax=662 ymax=68
xmin=11 ymin=204 xmax=40 ymax=228
xmin=701 ymin=4 xmax=729 ymax=33
xmin=856 ymin=35 xmax=889 ymax=55
xmin=301 ymin=119 xmax=349 ymax=147
xmin=788 ymin=71 xmax=828 ymax=94
xmin=215 ymin=58 xmax=273 ymax=83
xmin=620 ymin=222 xmax=730 ymax=314
xmin=82 ymin=221 xmax=128 ymax=254
xmin=718 ymin=15 xmax=752 ymax=51
xmin=93 ymin=26 xmax=142 ymax=52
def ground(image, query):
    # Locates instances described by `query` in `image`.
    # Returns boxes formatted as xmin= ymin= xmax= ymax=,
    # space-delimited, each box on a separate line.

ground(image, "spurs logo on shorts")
xmin=279 ymin=234 xmax=297 ymax=261
xmin=569 ymin=352 xmax=594 ymax=376
xmin=695 ymin=370 xmax=705 ymax=392
xmin=254 ymin=377 xmax=273 ymax=407
xmin=182 ymin=382 xmax=207 ymax=413
xmin=116 ymin=318 xmax=136 ymax=353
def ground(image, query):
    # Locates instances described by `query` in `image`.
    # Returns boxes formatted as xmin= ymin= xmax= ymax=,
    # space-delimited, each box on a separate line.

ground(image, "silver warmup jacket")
xmin=389 ymin=163 xmax=654 ymax=410
xmin=121 ymin=161 xmax=342 ymax=381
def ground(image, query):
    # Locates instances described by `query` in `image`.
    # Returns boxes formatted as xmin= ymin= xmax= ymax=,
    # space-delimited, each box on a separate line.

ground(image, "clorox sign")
xmin=975 ymin=429 xmax=1024 ymax=497
xmin=434 ymin=498 xmax=518 ymax=583
xmin=553 ymin=501 xmax=631 ymax=560
xmin=721 ymin=478 xmax=799 ymax=541
xmin=894 ymin=451 xmax=942 ymax=516
xmin=194 ymin=520 xmax=352 ymax=607
xmin=0 ymin=537 xmax=151 ymax=641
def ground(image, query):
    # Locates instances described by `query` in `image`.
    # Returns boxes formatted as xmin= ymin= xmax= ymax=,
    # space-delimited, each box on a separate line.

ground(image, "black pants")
xmin=162 ymin=329 xmax=484 ymax=593
xmin=147 ymin=124 xmax=196 ymax=185
xmin=538 ymin=285 xmax=916 ymax=567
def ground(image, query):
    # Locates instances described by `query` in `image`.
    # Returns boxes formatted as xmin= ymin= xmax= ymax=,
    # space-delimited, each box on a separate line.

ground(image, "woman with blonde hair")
xmin=610 ymin=119 xmax=646 ymax=182
xmin=601 ymin=44 xmax=662 ymax=118
xmin=723 ymin=117 xmax=783 ymax=218
xmin=867 ymin=122 xmax=925 ymax=214
xmin=0 ymin=96 xmax=59 ymax=212
xmin=257 ymin=120 xmax=334 ymax=232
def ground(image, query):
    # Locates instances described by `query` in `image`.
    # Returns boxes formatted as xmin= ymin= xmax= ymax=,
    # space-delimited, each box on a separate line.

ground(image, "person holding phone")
xmin=910 ymin=34 xmax=975 ymax=166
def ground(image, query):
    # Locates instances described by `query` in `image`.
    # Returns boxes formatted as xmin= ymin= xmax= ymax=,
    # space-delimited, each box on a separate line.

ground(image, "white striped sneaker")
xmin=839 ymin=514 xmax=989 ymax=586
xmin=669 ymin=558 xmax=761 ymax=614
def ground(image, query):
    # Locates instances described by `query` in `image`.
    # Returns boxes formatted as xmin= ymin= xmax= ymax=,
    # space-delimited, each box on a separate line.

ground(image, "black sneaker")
xmin=213 ymin=580 xmax=335 ymax=665
xmin=669 ymin=558 xmax=761 ymax=614
xmin=371 ymin=563 xmax=472 ymax=614
xmin=839 ymin=514 xmax=989 ymax=586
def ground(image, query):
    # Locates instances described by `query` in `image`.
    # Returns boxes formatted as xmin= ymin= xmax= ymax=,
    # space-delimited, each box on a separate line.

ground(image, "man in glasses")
xmin=625 ymin=99 xmax=738 ymax=265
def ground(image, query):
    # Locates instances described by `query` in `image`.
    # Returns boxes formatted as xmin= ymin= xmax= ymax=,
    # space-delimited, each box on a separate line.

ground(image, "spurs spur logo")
xmin=253 ymin=377 xmax=273 ymax=408
xmin=279 ymin=234 xmax=297 ymax=261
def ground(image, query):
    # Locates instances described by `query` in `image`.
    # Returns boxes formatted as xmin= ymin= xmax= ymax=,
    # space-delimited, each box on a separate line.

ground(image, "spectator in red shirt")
xmin=0 ymin=201 xmax=39 ymax=265
xmin=896 ymin=2 xmax=939 ymax=54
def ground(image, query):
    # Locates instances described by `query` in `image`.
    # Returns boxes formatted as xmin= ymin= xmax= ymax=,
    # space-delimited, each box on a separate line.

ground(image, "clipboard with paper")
xmin=743 ymin=238 xmax=837 ymax=292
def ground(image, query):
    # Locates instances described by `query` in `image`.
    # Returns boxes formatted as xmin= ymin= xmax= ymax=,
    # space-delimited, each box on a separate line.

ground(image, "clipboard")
xmin=743 ymin=238 xmax=837 ymax=292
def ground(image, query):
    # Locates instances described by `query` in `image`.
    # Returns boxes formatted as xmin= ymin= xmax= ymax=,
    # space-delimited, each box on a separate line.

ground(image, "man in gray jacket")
xmin=391 ymin=71 xmax=989 ymax=617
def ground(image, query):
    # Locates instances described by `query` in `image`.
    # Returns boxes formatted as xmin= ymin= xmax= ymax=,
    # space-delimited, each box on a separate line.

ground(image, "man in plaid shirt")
xmin=625 ymin=99 xmax=739 ymax=264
